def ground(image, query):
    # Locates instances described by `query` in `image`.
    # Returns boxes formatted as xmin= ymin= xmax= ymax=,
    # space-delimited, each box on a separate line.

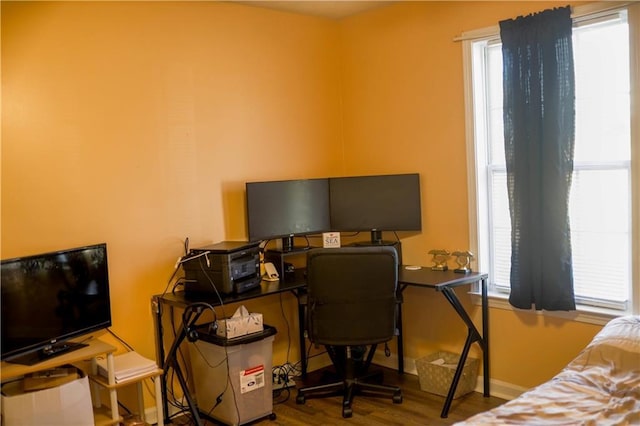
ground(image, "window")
xmin=463 ymin=4 xmax=638 ymax=316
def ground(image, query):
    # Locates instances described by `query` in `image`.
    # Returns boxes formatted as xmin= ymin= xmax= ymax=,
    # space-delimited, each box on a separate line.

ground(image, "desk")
xmin=397 ymin=268 xmax=489 ymax=418
xmin=152 ymin=267 xmax=488 ymax=421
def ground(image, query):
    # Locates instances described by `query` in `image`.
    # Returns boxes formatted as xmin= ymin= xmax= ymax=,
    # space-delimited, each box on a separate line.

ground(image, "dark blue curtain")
xmin=500 ymin=6 xmax=576 ymax=311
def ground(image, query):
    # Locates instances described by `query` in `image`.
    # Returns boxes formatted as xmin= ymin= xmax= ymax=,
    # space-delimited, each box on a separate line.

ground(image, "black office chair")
xmin=296 ymin=246 xmax=402 ymax=418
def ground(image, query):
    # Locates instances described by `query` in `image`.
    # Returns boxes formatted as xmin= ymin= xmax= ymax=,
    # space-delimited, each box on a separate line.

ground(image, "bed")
xmin=456 ymin=315 xmax=640 ymax=425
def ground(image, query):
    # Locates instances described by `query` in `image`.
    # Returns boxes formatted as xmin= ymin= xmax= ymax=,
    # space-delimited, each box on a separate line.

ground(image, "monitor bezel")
xmin=245 ymin=178 xmax=332 ymax=250
xmin=1 ymin=243 xmax=112 ymax=364
xmin=329 ymin=173 xmax=422 ymax=243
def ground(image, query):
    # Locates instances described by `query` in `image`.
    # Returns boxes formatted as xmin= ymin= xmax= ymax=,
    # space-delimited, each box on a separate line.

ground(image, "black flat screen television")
xmin=246 ymin=178 xmax=331 ymax=251
xmin=1 ymin=243 xmax=112 ymax=365
xmin=329 ymin=173 xmax=422 ymax=244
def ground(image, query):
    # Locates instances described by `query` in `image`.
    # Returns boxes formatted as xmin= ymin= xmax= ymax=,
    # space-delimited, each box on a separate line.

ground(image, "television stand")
xmin=5 ymin=341 xmax=88 ymax=366
xmin=0 ymin=339 xmax=164 ymax=426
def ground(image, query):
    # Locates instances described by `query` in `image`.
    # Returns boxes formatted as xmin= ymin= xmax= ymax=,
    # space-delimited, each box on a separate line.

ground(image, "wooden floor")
xmin=170 ymin=366 xmax=507 ymax=425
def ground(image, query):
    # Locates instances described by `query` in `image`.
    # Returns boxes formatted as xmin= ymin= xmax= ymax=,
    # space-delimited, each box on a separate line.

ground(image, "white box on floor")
xmin=1 ymin=368 xmax=94 ymax=426
xmin=189 ymin=324 xmax=276 ymax=425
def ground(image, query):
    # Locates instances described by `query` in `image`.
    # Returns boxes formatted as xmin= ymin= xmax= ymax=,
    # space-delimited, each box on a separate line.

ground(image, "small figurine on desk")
xmin=428 ymin=249 xmax=450 ymax=271
xmin=452 ymin=250 xmax=474 ymax=273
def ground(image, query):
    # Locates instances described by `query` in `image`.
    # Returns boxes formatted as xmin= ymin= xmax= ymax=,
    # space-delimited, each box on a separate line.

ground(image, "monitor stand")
xmin=5 ymin=341 xmax=88 ymax=366
xmin=279 ymin=236 xmax=311 ymax=253
xmin=351 ymin=231 xmax=402 ymax=264
xmin=353 ymin=230 xmax=397 ymax=246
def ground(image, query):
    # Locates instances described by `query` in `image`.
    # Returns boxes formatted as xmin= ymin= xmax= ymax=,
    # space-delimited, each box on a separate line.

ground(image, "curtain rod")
xmin=453 ymin=1 xmax=632 ymax=42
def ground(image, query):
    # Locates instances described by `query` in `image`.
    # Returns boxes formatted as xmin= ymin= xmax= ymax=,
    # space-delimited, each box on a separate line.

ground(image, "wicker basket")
xmin=415 ymin=351 xmax=479 ymax=399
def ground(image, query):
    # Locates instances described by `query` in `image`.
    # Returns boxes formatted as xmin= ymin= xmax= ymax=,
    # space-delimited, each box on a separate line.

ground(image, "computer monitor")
xmin=246 ymin=178 xmax=331 ymax=251
xmin=329 ymin=173 xmax=422 ymax=244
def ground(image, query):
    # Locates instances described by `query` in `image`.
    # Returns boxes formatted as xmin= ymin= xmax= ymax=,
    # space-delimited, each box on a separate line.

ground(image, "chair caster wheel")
xmin=342 ymin=407 xmax=353 ymax=418
xmin=269 ymin=413 xmax=277 ymax=420
xmin=296 ymin=394 xmax=306 ymax=404
xmin=393 ymin=393 xmax=403 ymax=404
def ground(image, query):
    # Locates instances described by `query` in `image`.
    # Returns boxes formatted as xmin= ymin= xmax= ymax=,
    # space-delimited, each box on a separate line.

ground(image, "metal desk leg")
xmin=439 ymin=286 xmax=486 ymax=418
xmin=297 ymin=291 xmax=308 ymax=378
xmin=151 ymin=296 xmax=169 ymax=424
xmin=396 ymin=286 xmax=406 ymax=374
xmin=481 ymin=278 xmax=490 ymax=396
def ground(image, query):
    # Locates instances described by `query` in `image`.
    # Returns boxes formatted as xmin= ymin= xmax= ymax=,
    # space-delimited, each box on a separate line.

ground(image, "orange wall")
xmin=2 ymin=0 xmax=603 ymax=403
xmin=1 ymin=0 xmax=343 ymax=369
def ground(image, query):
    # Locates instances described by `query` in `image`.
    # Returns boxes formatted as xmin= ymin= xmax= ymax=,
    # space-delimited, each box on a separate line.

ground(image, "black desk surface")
xmin=398 ymin=267 xmax=488 ymax=290
xmin=156 ymin=267 xmax=487 ymax=307
xmin=157 ymin=269 xmax=306 ymax=308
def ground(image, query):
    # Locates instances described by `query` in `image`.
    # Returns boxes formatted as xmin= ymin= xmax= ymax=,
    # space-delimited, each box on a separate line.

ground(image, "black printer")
xmin=182 ymin=241 xmax=261 ymax=295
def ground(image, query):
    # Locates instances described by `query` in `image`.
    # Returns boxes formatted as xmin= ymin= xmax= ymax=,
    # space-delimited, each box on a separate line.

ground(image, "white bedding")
xmin=456 ymin=315 xmax=640 ymax=425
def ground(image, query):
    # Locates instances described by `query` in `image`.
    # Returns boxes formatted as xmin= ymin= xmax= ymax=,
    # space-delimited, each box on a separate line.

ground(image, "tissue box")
xmin=216 ymin=305 xmax=263 ymax=339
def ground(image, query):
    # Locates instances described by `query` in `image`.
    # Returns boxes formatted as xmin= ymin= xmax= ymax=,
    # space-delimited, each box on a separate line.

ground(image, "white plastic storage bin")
xmin=189 ymin=324 xmax=277 ymax=426
xmin=1 ymin=366 xmax=94 ymax=426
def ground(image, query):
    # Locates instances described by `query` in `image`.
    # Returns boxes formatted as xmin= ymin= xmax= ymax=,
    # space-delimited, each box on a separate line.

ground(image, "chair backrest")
xmin=306 ymin=246 xmax=399 ymax=346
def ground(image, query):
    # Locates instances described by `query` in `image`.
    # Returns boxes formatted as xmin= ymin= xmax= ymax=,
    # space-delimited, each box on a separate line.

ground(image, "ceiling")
xmin=231 ymin=1 xmax=395 ymax=19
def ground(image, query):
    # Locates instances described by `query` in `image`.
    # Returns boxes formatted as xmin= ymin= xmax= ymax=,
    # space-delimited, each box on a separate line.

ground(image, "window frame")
xmin=461 ymin=2 xmax=639 ymax=324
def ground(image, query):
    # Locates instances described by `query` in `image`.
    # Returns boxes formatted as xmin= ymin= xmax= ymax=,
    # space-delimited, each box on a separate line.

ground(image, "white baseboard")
xmin=476 ymin=376 xmax=527 ymax=400
xmin=144 ymin=406 xmax=159 ymax=425
xmin=371 ymin=352 xmax=526 ymax=401
xmin=144 ymin=399 xmax=183 ymax=425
